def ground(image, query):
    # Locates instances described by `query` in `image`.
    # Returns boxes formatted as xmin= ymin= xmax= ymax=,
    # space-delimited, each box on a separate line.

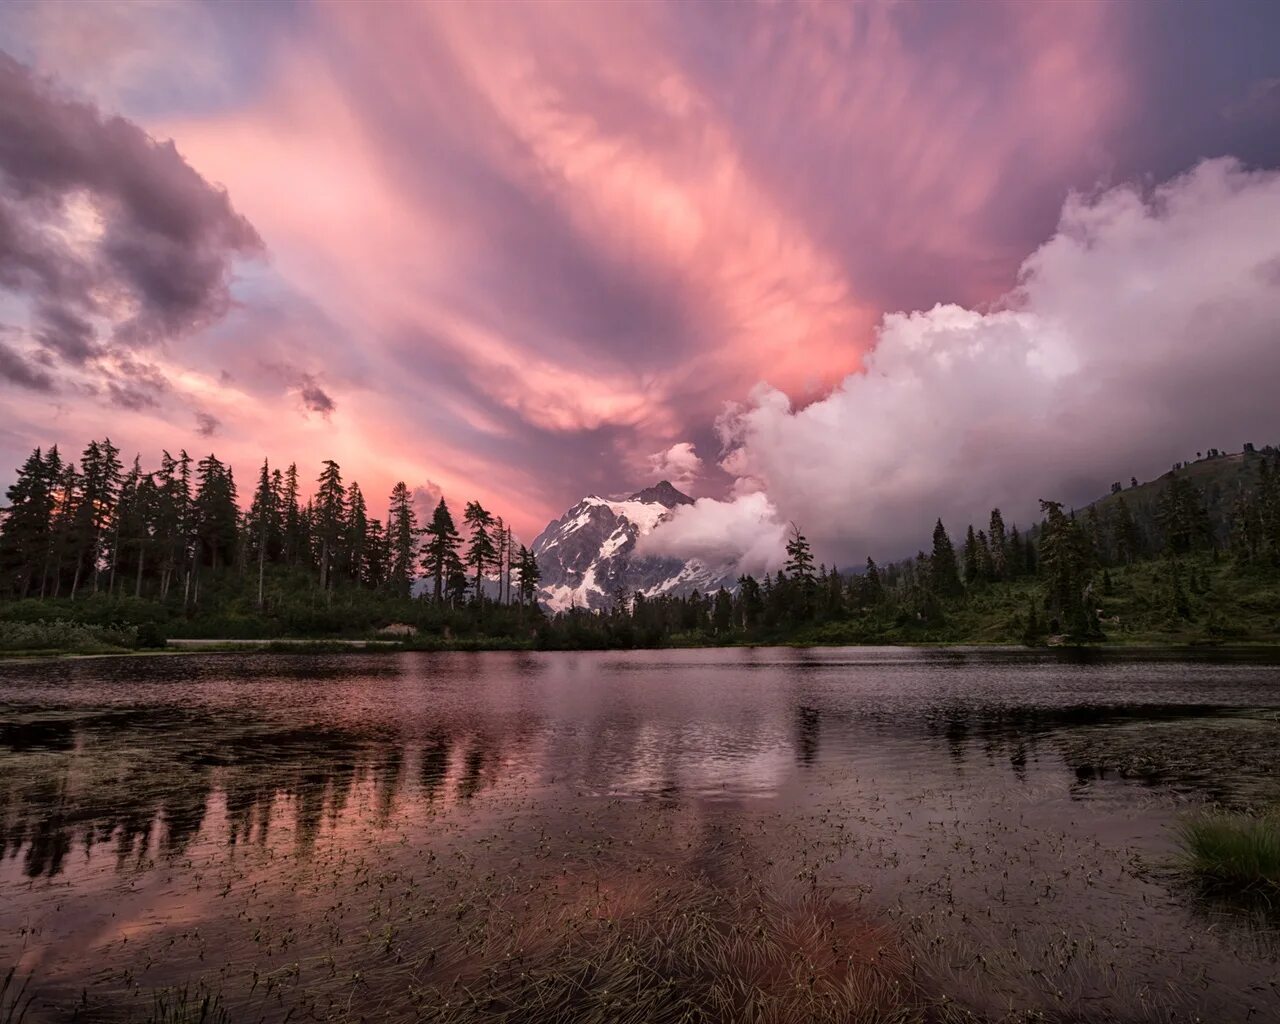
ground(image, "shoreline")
xmin=5 ymin=636 xmax=1280 ymax=664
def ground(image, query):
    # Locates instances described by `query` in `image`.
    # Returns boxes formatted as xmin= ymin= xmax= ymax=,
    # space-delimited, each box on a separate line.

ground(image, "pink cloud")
xmin=1 ymin=1 xmax=1159 ymax=539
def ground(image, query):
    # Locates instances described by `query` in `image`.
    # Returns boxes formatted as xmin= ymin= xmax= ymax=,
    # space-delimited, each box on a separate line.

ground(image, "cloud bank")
xmin=642 ymin=158 xmax=1280 ymax=571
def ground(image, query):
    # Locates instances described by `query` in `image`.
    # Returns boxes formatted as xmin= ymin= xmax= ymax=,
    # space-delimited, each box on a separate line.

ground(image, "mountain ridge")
xmin=532 ymin=480 xmax=731 ymax=611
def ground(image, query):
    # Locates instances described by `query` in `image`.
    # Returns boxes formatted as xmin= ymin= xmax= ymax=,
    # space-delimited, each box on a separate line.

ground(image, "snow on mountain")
xmin=532 ymin=481 xmax=736 ymax=612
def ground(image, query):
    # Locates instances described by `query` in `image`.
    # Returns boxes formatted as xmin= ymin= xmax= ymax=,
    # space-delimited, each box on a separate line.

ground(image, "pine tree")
xmin=193 ymin=454 xmax=238 ymax=573
xmin=314 ymin=460 xmax=346 ymax=592
xmin=929 ymin=519 xmax=963 ymax=598
xmin=463 ymin=501 xmax=497 ymax=603
xmin=154 ymin=450 xmax=192 ymax=601
xmin=988 ymin=509 xmax=1008 ymax=580
xmin=386 ymin=483 xmax=419 ymax=598
xmin=346 ymin=482 xmax=369 ymax=585
xmin=281 ymin=463 xmax=302 ymax=566
xmin=364 ymin=517 xmax=389 ymax=589
xmin=514 ymin=545 xmax=541 ymax=605
xmin=420 ymin=497 xmax=460 ymax=602
xmin=1111 ymin=495 xmax=1140 ymax=565
xmin=248 ymin=459 xmax=277 ymax=610
xmin=784 ymin=523 xmax=816 ymax=620
xmin=712 ymin=587 xmax=733 ymax=634
xmin=862 ymin=557 xmax=883 ymax=606
xmin=0 ymin=448 xmax=57 ymax=599
xmin=736 ymin=574 xmax=763 ymax=628
xmin=1037 ymin=499 xmax=1087 ymax=630
xmin=963 ymin=525 xmax=981 ymax=588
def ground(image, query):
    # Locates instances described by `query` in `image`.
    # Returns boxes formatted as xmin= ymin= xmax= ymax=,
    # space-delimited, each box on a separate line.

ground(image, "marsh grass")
xmin=1177 ymin=811 xmax=1280 ymax=891
xmin=1 ymin=969 xmax=34 ymax=1024
xmin=145 ymin=983 xmax=231 ymax=1024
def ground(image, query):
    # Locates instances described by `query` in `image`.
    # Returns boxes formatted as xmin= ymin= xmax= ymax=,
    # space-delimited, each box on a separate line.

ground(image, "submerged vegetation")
xmin=1 ymin=440 xmax=1280 ymax=652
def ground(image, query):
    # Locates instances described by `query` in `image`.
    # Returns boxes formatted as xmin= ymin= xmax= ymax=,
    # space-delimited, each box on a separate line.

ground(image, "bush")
xmin=1177 ymin=811 xmax=1280 ymax=890
xmin=135 ymin=621 xmax=168 ymax=649
xmin=0 ymin=619 xmax=137 ymax=653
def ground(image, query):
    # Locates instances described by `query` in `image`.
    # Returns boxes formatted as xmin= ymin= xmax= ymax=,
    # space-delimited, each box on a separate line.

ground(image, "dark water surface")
xmin=1 ymin=648 xmax=1278 ymax=1022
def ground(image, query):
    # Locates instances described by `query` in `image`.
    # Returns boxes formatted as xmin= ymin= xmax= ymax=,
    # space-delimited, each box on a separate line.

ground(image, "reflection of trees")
xmin=794 ymin=706 xmax=821 ymax=766
xmin=0 ymin=708 xmax=534 ymax=879
xmin=915 ymin=701 xmax=1280 ymax=805
xmin=0 ymin=706 xmax=545 ymax=880
xmin=419 ymin=735 xmax=450 ymax=802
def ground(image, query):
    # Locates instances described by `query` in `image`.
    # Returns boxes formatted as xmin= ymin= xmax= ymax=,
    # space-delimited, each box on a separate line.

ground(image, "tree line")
xmin=2 ymin=439 xmax=1278 ymax=648
xmin=543 ymin=445 xmax=1280 ymax=648
xmin=0 ymin=439 xmax=541 ymax=612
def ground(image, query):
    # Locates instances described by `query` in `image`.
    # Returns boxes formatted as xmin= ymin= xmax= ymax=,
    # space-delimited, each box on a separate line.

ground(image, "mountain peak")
xmin=626 ymin=480 xmax=695 ymax=508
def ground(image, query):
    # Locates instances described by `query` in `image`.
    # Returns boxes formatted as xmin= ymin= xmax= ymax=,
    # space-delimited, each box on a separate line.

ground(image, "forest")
xmin=1 ymin=439 xmax=1279 ymax=653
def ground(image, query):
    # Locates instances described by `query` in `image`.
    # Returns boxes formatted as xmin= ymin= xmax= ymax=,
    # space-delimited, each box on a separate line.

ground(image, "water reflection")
xmin=2 ymin=649 xmax=1276 ymax=881
xmin=1 ymin=648 xmax=1279 ymax=1023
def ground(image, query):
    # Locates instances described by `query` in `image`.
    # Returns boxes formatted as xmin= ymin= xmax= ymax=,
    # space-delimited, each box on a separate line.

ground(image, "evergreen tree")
xmin=346 ymin=482 xmax=369 ymax=585
xmin=736 ymin=574 xmax=763 ymax=628
xmin=386 ymin=482 xmax=419 ymax=598
xmin=514 ymin=545 xmax=541 ymax=606
xmin=193 ymin=455 xmax=238 ymax=573
xmin=711 ymin=587 xmax=732 ymax=634
xmin=247 ymin=459 xmax=277 ymax=610
xmin=463 ymin=501 xmax=497 ymax=603
xmin=988 ymin=509 xmax=1008 ymax=580
xmin=364 ymin=517 xmax=389 ymax=589
xmin=784 ymin=524 xmax=816 ymax=620
xmin=859 ymin=557 xmax=882 ymax=606
xmin=962 ymin=525 xmax=982 ymax=587
xmin=1110 ymin=496 xmax=1140 ymax=565
xmin=281 ymin=463 xmax=302 ymax=566
xmin=0 ymin=448 xmax=57 ymax=598
xmin=420 ymin=497 xmax=460 ymax=602
xmin=929 ymin=519 xmax=963 ymax=598
xmin=314 ymin=460 xmax=347 ymax=592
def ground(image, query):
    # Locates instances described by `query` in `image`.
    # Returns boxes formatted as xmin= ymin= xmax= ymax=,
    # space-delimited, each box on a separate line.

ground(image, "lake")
xmin=2 ymin=647 xmax=1278 ymax=1023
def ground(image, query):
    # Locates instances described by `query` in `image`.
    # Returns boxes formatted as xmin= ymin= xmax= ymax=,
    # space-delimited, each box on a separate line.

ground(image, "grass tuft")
xmin=1177 ymin=810 xmax=1280 ymax=890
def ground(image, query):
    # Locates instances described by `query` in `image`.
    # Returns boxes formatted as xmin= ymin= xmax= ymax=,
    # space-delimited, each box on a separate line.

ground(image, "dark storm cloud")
xmin=0 ymin=337 xmax=54 ymax=391
xmin=298 ymin=376 xmax=335 ymax=417
xmin=195 ymin=411 xmax=220 ymax=437
xmin=0 ymin=52 xmax=263 ymax=370
xmin=103 ymin=355 xmax=169 ymax=410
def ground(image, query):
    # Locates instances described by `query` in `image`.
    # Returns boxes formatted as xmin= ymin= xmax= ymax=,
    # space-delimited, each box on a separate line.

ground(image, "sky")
xmin=2 ymin=1 xmax=1279 ymax=565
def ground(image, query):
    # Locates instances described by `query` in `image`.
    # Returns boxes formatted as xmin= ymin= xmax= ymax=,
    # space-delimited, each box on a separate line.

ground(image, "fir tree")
xmin=314 ymin=460 xmax=347 ymax=592
xmin=420 ymin=497 xmax=460 ymax=602
xmin=387 ymin=482 xmax=419 ymax=598
xmin=463 ymin=501 xmax=497 ymax=603
xmin=929 ymin=519 xmax=963 ymax=598
xmin=988 ymin=509 xmax=1008 ymax=580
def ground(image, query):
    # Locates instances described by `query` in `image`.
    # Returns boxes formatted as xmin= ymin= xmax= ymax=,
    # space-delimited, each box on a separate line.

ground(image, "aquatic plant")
xmin=1178 ymin=810 xmax=1280 ymax=890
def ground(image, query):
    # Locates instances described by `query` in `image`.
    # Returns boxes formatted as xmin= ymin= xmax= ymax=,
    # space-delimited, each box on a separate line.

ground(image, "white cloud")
xmin=646 ymin=441 xmax=703 ymax=492
xmin=647 ymin=158 xmax=1280 ymax=568
xmin=636 ymin=490 xmax=787 ymax=575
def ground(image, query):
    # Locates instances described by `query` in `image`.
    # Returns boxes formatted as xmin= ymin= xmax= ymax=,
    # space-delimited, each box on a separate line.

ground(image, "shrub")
xmin=0 ymin=619 xmax=137 ymax=653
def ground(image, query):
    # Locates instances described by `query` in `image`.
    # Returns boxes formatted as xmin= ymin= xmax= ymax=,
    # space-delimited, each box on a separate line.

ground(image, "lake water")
xmin=1 ymin=647 xmax=1278 ymax=1023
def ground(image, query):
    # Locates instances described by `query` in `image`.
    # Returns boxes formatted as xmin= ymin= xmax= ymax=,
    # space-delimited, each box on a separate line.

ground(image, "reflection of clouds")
xmin=586 ymin=722 xmax=795 ymax=801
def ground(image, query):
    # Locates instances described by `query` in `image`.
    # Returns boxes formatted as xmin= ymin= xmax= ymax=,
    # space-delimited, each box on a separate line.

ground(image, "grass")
xmin=1177 ymin=810 xmax=1280 ymax=891
xmin=1 ymin=968 xmax=34 ymax=1024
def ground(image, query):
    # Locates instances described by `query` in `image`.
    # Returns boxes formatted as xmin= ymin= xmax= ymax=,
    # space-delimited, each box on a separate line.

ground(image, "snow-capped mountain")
xmin=532 ymin=481 xmax=735 ymax=612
